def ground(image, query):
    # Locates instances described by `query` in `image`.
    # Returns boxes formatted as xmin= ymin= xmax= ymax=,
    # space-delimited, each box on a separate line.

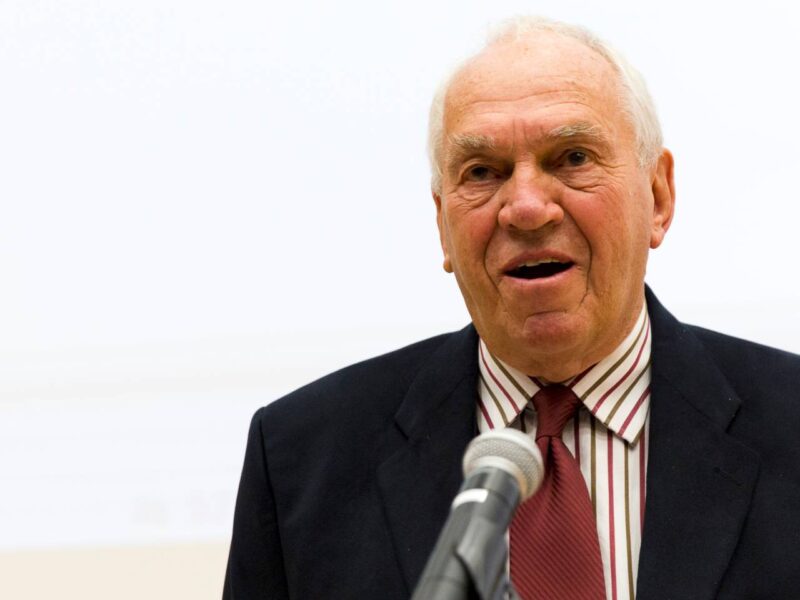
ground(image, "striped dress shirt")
xmin=477 ymin=305 xmax=651 ymax=600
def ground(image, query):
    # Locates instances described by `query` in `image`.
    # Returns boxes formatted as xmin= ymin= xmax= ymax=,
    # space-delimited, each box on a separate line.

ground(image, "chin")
xmin=513 ymin=311 xmax=593 ymax=365
xmin=521 ymin=309 xmax=586 ymax=339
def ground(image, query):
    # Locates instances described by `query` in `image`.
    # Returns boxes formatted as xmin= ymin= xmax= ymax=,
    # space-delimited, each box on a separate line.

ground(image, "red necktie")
xmin=510 ymin=384 xmax=606 ymax=600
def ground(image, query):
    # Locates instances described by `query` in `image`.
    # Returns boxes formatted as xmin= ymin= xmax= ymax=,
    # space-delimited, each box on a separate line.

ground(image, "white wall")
xmin=1 ymin=1 xmax=798 ymax=598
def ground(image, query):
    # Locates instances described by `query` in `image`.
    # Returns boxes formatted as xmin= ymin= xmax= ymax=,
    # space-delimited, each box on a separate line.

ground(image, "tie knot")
xmin=532 ymin=384 xmax=581 ymax=440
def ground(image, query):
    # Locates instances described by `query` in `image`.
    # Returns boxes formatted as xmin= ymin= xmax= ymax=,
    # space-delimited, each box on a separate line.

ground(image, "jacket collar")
xmin=636 ymin=287 xmax=759 ymax=599
xmin=376 ymin=324 xmax=480 ymax=594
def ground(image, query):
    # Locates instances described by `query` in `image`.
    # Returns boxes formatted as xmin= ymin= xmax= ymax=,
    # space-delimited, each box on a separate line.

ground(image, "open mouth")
xmin=506 ymin=260 xmax=574 ymax=280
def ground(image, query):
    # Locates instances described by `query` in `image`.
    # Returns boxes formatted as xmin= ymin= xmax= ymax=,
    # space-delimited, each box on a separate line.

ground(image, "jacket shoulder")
xmin=687 ymin=324 xmax=800 ymax=385
xmin=257 ymin=328 xmax=470 ymax=436
xmin=687 ymin=324 xmax=800 ymax=471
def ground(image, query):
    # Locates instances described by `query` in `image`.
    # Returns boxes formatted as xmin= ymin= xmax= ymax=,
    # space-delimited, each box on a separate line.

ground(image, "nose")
xmin=497 ymin=166 xmax=564 ymax=232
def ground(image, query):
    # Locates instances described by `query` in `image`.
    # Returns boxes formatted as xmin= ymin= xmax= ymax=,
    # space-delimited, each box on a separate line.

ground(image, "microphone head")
xmin=462 ymin=428 xmax=544 ymax=501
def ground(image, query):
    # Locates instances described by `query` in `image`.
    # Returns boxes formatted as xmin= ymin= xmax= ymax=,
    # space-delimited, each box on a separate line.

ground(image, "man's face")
xmin=434 ymin=33 xmax=675 ymax=381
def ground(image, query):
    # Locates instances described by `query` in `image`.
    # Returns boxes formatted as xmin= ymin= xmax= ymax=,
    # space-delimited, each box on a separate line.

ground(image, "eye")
xmin=465 ymin=165 xmax=495 ymax=181
xmin=565 ymin=150 xmax=589 ymax=167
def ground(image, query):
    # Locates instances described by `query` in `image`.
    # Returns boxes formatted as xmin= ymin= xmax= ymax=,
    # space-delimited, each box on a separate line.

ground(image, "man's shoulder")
xmin=685 ymin=324 xmax=800 ymax=463
xmin=687 ymin=323 xmax=800 ymax=384
xmin=256 ymin=325 xmax=476 ymax=437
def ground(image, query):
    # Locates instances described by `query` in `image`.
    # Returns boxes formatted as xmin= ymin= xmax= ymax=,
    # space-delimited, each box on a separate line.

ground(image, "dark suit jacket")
xmin=224 ymin=289 xmax=800 ymax=599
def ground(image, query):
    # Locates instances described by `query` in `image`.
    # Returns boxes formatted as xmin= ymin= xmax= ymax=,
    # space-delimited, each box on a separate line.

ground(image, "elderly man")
xmin=224 ymin=16 xmax=800 ymax=600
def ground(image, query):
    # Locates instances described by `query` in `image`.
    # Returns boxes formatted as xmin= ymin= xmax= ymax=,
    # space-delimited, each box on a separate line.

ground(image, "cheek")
xmin=599 ymin=205 xmax=653 ymax=287
xmin=446 ymin=204 xmax=498 ymax=261
xmin=571 ymin=191 xmax=647 ymax=276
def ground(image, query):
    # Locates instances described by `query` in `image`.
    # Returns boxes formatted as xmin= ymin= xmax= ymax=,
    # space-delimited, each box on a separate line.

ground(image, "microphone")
xmin=411 ymin=428 xmax=544 ymax=600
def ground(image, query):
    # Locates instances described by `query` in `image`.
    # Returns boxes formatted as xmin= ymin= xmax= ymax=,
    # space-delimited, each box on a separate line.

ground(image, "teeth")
xmin=519 ymin=258 xmax=561 ymax=267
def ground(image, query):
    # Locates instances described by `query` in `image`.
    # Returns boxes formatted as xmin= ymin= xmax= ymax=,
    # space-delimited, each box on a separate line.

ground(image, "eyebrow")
xmin=544 ymin=122 xmax=609 ymax=145
xmin=444 ymin=133 xmax=497 ymax=174
xmin=444 ymin=122 xmax=611 ymax=174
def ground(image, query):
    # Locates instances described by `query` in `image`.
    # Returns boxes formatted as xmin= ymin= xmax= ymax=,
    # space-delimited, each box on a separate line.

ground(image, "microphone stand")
xmin=456 ymin=521 xmax=521 ymax=600
xmin=410 ymin=508 xmax=521 ymax=600
xmin=411 ymin=428 xmax=541 ymax=600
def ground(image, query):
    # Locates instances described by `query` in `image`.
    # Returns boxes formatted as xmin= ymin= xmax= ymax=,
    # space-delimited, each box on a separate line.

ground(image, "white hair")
xmin=427 ymin=16 xmax=663 ymax=194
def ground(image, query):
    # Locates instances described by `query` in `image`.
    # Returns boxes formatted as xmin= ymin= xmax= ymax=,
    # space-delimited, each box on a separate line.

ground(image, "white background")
xmin=0 ymin=0 xmax=798 ymax=595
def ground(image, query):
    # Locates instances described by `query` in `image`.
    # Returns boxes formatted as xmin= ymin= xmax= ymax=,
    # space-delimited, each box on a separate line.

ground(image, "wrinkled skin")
xmin=434 ymin=32 xmax=675 ymax=381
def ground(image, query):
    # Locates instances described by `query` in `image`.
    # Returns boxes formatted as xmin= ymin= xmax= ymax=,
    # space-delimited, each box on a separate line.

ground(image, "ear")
xmin=433 ymin=191 xmax=453 ymax=273
xmin=649 ymin=148 xmax=676 ymax=249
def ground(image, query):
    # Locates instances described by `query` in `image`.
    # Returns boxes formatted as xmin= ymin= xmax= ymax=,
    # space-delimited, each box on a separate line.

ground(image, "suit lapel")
xmin=376 ymin=325 xmax=479 ymax=594
xmin=637 ymin=290 xmax=760 ymax=600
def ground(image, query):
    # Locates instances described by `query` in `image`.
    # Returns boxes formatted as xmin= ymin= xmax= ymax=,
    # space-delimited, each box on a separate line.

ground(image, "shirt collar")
xmin=477 ymin=303 xmax=652 ymax=444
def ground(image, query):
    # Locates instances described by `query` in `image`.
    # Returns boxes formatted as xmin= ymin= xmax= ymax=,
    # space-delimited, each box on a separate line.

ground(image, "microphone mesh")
xmin=462 ymin=428 xmax=544 ymax=501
